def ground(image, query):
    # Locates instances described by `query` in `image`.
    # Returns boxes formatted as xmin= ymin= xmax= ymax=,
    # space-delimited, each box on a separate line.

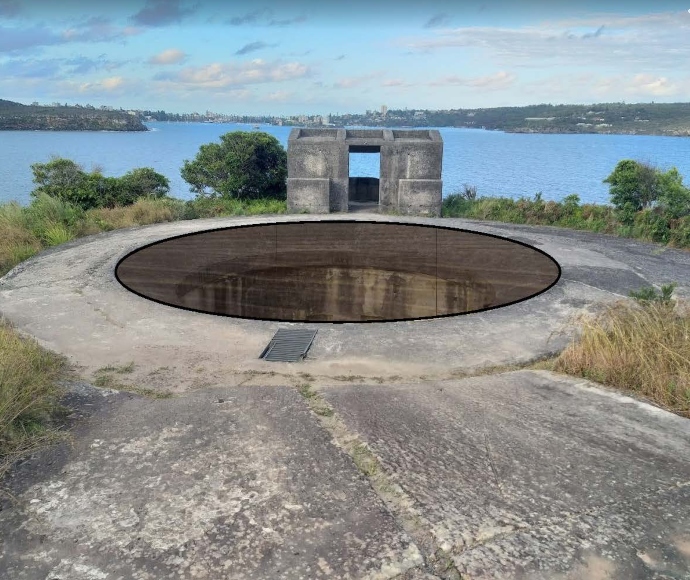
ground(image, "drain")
xmin=260 ymin=328 xmax=318 ymax=362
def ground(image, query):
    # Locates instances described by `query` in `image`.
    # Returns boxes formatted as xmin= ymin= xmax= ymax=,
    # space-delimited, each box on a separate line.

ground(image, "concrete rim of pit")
xmin=1 ymin=212 xmax=689 ymax=388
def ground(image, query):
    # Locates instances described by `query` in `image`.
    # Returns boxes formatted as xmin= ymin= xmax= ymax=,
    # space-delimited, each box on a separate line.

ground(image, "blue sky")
xmin=1 ymin=0 xmax=689 ymax=115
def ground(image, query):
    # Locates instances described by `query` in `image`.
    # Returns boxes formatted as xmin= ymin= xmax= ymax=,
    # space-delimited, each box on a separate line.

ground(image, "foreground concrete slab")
xmin=320 ymin=370 xmax=690 ymax=579
xmin=1 ymin=215 xmax=689 ymax=579
xmin=0 ymin=383 xmax=421 ymax=580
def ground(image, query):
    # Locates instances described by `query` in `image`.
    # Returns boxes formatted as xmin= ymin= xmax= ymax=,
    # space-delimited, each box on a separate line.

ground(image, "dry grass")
xmin=540 ymin=294 xmax=690 ymax=417
xmin=87 ymin=198 xmax=182 ymax=231
xmin=0 ymin=319 xmax=71 ymax=480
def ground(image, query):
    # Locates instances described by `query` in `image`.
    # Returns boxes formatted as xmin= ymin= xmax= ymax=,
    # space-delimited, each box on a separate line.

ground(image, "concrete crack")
xmin=295 ymin=382 xmax=465 ymax=580
xmin=483 ymin=431 xmax=504 ymax=498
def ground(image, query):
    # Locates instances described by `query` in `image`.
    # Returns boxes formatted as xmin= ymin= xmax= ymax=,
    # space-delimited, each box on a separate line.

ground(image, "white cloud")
xmin=381 ymin=78 xmax=415 ymax=88
xmin=430 ymin=71 xmax=516 ymax=90
xmin=154 ymin=59 xmax=310 ymax=90
xmin=397 ymin=10 xmax=690 ymax=71
xmin=148 ymin=48 xmax=187 ymax=65
xmin=626 ymin=74 xmax=678 ymax=97
xmin=72 ymin=76 xmax=131 ymax=95
xmin=262 ymin=90 xmax=293 ymax=102
xmin=333 ymin=72 xmax=381 ymax=89
xmin=61 ymin=16 xmax=143 ymax=43
xmin=522 ymin=72 xmax=690 ymax=101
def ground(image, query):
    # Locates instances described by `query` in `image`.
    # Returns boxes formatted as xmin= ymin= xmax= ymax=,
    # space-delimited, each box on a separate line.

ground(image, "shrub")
xmin=461 ymin=184 xmax=477 ymax=200
xmin=442 ymin=193 xmax=473 ymax=216
xmin=542 ymin=200 xmax=562 ymax=223
xmin=668 ymin=216 xmax=690 ymax=248
xmin=628 ymin=282 xmax=677 ymax=304
xmin=634 ymin=209 xmax=671 ymax=244
xmin=655 ymin=167 xmax=690 ymax=219
xmin=117 ymin=168 xmax=170 ymax=206
xmin=30 ymin=157 xmax=170 ymax=211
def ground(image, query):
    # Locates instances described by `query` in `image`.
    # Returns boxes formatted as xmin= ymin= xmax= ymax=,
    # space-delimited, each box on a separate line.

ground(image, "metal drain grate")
xmin=260 ymin=328 xmax=318 ymax=362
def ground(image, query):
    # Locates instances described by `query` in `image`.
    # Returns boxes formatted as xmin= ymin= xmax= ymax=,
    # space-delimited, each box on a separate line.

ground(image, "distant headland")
xmin=0 ymin=99 xmax=148 ymax=131
xmin=3 ymin=98 xmax=690 ymax=136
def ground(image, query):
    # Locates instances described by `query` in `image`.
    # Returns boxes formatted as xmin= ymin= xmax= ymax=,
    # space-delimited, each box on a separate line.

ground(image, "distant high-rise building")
xmin=381 ymin=105 xmax=388 ymax=116
xmin=321 ymin=114 xmax=330 ymax=125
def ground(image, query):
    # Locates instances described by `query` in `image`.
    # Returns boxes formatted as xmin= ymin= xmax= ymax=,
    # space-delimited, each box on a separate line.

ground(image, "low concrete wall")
xmin=348 ymin=177 xmax=379 ymax=202
xmin=397 ymin=179 xmax=443 ymax=217
xmin=286 ymin=178 xmax=330 ymax=213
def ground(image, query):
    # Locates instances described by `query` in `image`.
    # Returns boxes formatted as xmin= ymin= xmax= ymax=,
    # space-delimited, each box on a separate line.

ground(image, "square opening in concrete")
xmin=348 ymin=151 xmax=380 ymax=211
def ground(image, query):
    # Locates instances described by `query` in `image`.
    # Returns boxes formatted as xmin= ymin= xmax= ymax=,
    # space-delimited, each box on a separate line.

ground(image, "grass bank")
xmin=0 ymin=319 xmax=72 ymax=482
xmin=526 ymin=284 xmax=690 ymax=418
xmin=442 ymin=192 xmax=690 ymax=251
xmin=0 ymin=194 xmax=287 ymax=277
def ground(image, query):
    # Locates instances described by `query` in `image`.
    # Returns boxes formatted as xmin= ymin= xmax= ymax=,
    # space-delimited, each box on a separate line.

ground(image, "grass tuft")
xmin=0 ymin=319 xmax=70 ymax=480
xmin=539 ymin=286 xmax=690 ymax=417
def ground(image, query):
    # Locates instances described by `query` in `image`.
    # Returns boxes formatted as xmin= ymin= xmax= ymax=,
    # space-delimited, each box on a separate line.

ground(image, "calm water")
xmin=2 ymin=122 xmax=690 ymax=206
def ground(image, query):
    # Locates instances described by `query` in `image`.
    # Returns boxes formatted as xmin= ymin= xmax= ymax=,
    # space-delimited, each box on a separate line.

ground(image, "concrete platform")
xmin=1 ymin=214 xmax=689 ymax=579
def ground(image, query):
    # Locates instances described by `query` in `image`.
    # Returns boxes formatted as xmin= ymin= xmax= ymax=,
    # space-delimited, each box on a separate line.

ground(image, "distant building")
xmin=381 ymin=105 xmax=387 ymax=116
xmin=321 ymin=115 xmax=330 ymax=125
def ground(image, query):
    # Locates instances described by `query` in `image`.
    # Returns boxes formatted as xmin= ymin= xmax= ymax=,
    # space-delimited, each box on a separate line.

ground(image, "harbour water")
xmin=2 ymin=122 xmax=690 ymax=206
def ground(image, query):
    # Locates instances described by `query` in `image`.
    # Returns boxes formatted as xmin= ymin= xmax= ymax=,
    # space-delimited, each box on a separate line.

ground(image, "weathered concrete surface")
xmin=0 ymin=214 xmax=688 ymax=391
xmin=1 ymin=214 xmax=689 ymax=579
xmin=0 ymin=384 xmax=422 ymax=579
xmin=287 ymin=129 xmax=443 ymax=216
xmin=320 ymin=371 xmax=690 ymax=579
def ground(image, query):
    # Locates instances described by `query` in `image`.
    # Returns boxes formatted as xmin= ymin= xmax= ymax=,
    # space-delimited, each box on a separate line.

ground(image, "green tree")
xmin=655 ymin=167 xmax=690 ymax=219
xmin=603 ymin=160 xmax=662 ymax=224
xmin=181 ymin=131 xmax=287 ymax=200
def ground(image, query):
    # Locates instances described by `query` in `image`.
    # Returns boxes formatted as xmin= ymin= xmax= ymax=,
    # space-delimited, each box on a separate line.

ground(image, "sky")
xmin=1 ymin=0 xmax=689 ymax=115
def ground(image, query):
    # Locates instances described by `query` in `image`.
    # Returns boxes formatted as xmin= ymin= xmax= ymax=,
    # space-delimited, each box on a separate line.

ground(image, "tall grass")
xmin=0 ymin=319 xmax=71 ymax=481
xmin=0 ymin=194 xmax=287 ymax=277
xmin=183 ymin=196 xmax=287 ymax=218
xmin=533 ymin=284 xmax=690 ymax=417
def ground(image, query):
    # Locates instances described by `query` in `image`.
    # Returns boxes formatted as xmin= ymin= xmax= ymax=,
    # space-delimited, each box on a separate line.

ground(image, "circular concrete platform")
xmin=1 ymin=213 xmax=689 ymax=392
xmin=114 ymin=221 xmax=561 ymax=322
xmin=2 ymin=213 xmax=690 ymax=580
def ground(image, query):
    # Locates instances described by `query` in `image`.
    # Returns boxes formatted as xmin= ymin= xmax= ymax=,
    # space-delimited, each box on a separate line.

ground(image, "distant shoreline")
xmin=142 ymin=121 xmax=690 ymax=138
